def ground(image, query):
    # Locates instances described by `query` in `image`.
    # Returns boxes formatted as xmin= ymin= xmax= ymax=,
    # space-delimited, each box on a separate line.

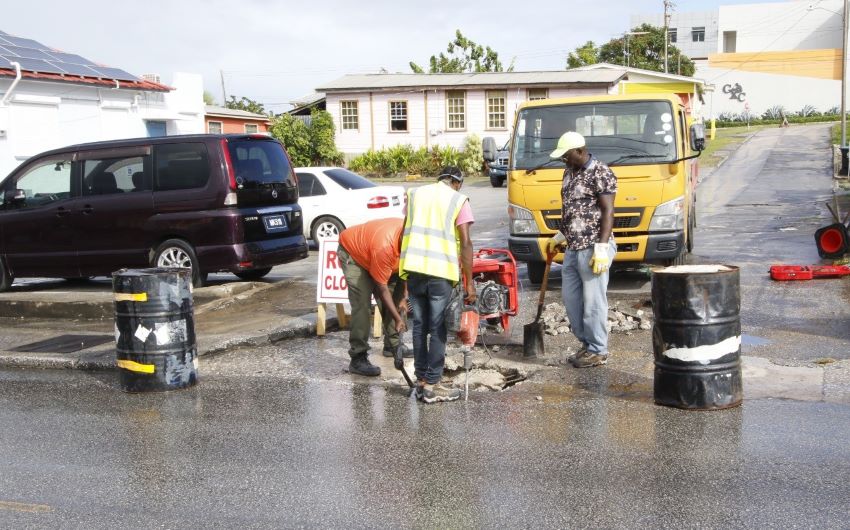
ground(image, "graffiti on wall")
xmin=722 ymin=83 xmax=746 ymax=102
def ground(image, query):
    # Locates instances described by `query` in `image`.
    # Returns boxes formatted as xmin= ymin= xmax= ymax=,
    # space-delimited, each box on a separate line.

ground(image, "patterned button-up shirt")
xmin=559 ymin=155 xmax=617 ymax=251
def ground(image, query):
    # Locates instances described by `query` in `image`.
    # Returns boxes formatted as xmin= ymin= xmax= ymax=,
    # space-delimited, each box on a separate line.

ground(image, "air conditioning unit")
xmin=141 ymin=73 xmax=161 ymax=83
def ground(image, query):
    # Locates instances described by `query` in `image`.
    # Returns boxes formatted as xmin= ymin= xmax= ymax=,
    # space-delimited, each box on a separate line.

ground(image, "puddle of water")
xmin=741 ymin=334 xmax=771 ymax=346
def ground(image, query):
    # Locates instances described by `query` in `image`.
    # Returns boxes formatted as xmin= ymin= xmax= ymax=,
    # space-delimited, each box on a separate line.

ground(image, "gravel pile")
xmin=540 ymin=301 xmax=653 ymax=336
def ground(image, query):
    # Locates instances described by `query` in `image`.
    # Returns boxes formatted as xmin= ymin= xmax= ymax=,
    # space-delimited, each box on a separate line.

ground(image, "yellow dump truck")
xmin=484 ymin=93 xmax=704 ymax=283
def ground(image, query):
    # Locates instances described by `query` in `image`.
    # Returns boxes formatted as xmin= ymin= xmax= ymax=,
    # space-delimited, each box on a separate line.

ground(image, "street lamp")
xmin=623 ymin=31 xmax=650 ymax=68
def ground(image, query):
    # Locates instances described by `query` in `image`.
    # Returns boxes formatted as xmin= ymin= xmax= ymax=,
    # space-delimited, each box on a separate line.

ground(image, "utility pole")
xmin=663 ymin=0 xmax=675 ymax=73
xmin=220 ymin=70 xmax=228 ymax=108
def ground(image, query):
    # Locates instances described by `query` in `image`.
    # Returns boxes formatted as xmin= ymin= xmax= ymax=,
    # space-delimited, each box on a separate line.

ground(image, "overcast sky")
xmin=6 ymin=0 xmax=778 ymax=112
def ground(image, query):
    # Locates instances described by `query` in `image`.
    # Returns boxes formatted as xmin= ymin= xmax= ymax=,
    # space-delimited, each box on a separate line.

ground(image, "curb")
xmin=0 ymin=313 xmax=341 ymax=372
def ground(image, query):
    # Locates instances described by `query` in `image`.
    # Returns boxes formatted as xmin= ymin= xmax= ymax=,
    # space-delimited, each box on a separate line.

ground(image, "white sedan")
xmin=294 ymin=167 xmax=406 ymax=244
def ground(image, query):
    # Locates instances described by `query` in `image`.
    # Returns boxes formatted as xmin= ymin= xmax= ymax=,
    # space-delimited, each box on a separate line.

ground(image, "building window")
xmin=669 ymin=28 xmax=677 ymax=43
xmin=486 ymin=90 xmax=506 ymax=129
xmin=341 ymin=100 xmax=359 ymax=130
xmin=527 ymin=88 xmax=548 ymax=101
xmin=390 ymin=101 xmax=408 ymax=132
xmin=692 ymin=26 xmax=705 ymax=42
xmin=244 ymin=123 xmax=259 ymax=134
xmin=446 ymin=90 xmax=466 ymax=130
xmin=208 ymin=121 xmax=223 ymax=134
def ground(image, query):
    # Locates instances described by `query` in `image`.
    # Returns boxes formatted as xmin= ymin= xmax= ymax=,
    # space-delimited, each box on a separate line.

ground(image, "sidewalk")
xmin=0 ymin=278 xmax=336 ymax=371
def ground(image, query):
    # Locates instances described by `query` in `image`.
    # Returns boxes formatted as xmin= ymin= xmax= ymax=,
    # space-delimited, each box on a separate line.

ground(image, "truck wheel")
xmin=664 ymin=249 xmax=687 ymax=267
xmin=0 ymin=258 xmax=14 ymax=292
xmin=527 ymin=261 xmax=546 ymax=284
xmin=153 ymin=239 xmax=206 ymax=287
xmin=490 ymin=175 xmax=504 ymax=188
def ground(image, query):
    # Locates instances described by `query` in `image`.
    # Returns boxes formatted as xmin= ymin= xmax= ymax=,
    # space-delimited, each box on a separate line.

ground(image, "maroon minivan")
xmin=0 ymin=134 xmax=308 ymax=290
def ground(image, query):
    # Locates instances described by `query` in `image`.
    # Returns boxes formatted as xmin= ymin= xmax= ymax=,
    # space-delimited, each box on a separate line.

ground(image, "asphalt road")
xmin=1 ymin=368 xmax=849 ymax=528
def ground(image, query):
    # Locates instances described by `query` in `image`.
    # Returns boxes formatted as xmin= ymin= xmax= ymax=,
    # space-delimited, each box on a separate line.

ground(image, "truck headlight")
xmin=649 ymin=196 xmax=685 ymax=231
xmin=508 ymin=203 xmax=537 ymax=234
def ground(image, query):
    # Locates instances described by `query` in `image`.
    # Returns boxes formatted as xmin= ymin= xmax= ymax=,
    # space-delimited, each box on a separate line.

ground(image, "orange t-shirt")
xmin=339 ymin=218 xmax=404 ymax=285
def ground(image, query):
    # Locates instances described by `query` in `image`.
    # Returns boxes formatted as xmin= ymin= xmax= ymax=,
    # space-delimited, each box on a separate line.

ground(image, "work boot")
xmin=421 ymin=383 xmax=461 ymax=404
xmin=349 ymin=356 xmax=381 ymax=376
xmin=570 ymin=352 xmax=608 ymax=368
xmin=567 ymin=345 xmax=588 ymax=363
xmin=383 ymin=344 xmax=413 ymax=358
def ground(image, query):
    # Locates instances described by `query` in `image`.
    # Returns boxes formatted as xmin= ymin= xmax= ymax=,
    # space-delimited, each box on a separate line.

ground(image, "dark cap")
xmin=437 ymin=165 xmax=463 ymax=183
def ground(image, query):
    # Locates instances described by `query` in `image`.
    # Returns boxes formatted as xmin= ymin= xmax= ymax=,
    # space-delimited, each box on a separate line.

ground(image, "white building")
xmin=0 ymin=30 xmax=204 ymax=178
xmin=316 ymin=69 xmax=705 ymax=158
xmin=633 ymin=0 xmax=846 ymax=117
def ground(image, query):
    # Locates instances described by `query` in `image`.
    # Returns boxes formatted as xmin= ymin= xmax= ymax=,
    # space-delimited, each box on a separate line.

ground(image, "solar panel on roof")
xmin=92 ymin=66 xmax=138 ymax=81
xmin=53 ymin=62 xmax=101 ymax=77
xmin=0 ymin=56 xmax=65 ymax=75
xmin=2 ymin=45 xmax=58 ymax=61
xmin=0 ymin=56 xmax=11 ymax=68
xmin=0 ymin=37 xmax=12 ymax=46
xmin=45 ymin=51 xmax=96 ymax=66
xmin=2 ymin=36 xmax=48 ymax=50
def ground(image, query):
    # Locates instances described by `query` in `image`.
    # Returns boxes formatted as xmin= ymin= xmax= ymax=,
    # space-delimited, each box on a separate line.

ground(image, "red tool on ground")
xmin=769 ymin=265 xmax=850 ymax=281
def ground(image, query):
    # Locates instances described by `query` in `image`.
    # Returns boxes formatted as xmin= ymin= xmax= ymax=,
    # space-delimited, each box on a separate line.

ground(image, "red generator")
xmin=468 ymin=248 xmax=519 ymax=332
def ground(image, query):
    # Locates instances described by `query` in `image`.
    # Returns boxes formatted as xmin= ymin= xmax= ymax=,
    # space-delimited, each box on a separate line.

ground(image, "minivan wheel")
xmin=234 ymin=267 xmax=273 ymax=281
xmin=153 ymin=239 xmax=205 ymax=287
xmin=490 ymin=175 xmax=504 ymax=188
xmin=0 ymin=259 xmax=14 ymax=292
xmin=312 ymin=216 xmax=344 ymax=244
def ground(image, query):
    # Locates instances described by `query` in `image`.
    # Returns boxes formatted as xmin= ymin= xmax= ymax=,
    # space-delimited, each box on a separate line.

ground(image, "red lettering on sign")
xmin=326 ymin=251 xmax=338 ymax=269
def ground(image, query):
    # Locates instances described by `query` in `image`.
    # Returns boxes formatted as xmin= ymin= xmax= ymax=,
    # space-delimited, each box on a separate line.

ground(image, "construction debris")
xmin=539 ymin=301 xmax=653 ymax=336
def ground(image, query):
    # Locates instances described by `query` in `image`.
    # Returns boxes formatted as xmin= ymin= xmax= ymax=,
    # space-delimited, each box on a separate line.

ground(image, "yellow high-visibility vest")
xmin=399 ymin=182 xmax=467 ymax=282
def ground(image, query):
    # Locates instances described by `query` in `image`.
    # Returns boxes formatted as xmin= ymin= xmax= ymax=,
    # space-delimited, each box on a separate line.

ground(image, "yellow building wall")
xmin=708 ymin=49 xmax=842 ymax=80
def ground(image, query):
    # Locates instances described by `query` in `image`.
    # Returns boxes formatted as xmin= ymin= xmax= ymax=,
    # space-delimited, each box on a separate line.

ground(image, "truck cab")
xmin=484 ymin=93 xmax=704 ymax=283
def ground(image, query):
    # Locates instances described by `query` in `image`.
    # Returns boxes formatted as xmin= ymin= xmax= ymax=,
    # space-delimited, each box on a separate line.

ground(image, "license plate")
xmin=263 ymin=214 xmax=288 ymax=233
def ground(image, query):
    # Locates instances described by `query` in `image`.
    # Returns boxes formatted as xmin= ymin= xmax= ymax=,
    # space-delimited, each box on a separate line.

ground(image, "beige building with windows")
xmin=315 ymin=71 xmax=630 ymax=158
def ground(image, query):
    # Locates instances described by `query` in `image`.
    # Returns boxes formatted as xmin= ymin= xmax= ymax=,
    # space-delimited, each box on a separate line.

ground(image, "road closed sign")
xmin=317 ymin=239 xmax=347 ymax=303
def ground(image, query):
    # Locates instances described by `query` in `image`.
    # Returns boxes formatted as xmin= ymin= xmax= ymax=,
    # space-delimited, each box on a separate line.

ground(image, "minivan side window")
xmin=3 ymin=158 xmax=72 ymax=209
xmin=155 ymin=143 xmax=210 ymax=191
xmin=295 ymin=173 xmax=326 ymax=197
xmin=83 ymin=156 xmax=147 ymax=195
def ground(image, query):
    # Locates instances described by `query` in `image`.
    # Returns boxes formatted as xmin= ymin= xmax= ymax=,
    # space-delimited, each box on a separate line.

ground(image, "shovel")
xmin=523 ymin=252 xmax=555 ymax=358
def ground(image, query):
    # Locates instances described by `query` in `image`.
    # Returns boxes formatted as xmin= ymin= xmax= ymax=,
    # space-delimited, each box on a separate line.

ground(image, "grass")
xmin=700 ymin=124 xmax=771 ymax=168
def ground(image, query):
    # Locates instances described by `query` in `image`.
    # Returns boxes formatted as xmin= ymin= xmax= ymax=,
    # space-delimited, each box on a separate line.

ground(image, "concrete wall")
xmin=632 ymin=10 xmax=718 ymax=61
xmin=327 ymin=85 xmax=613 ymax=156
xmin=0 ymin=72 xmax=204 ymax=178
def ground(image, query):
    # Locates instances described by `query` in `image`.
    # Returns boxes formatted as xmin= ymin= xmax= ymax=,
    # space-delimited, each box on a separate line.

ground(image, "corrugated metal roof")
xmin=205 ymin=105 xmax=270 ymax=120
xmin=573 ymin=62 xmax=705 ymax=85
xmin=315 ymin=70 xmax=627 ymax=92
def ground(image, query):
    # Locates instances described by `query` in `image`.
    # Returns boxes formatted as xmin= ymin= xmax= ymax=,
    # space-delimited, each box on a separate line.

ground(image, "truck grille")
xmin=542 ymin=208 xmax=643 ymax=231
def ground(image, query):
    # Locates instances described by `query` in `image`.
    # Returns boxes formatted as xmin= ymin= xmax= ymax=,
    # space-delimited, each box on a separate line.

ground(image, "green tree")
xmin=410 ymin=30 xmax=514 ymax=73
xmin=225 ymin=95 xmax=268 ymax=115
xmin=203 ymin=90 xmax=217 ymax=105
xmin=567 ymin=41 xmax=599 ymax=68
xmin=566 ymin=24 xmax=695 ymax=76
xmin=269 ymin=110 xmax=342 ymax=167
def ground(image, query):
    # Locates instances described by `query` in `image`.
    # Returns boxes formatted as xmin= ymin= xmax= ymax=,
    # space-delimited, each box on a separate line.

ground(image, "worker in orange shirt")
xmin=338 ymin=217 xmax=410 ymax=376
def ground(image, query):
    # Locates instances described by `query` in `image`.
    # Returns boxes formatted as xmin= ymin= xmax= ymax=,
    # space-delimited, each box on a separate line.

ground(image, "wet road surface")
xmin=1 ymin=367 xmax=849 ymax=528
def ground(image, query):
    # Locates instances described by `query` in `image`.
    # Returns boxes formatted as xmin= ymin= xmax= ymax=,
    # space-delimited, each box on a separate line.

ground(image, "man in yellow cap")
xmin=546 ymin=131 xmax=617 ymax=368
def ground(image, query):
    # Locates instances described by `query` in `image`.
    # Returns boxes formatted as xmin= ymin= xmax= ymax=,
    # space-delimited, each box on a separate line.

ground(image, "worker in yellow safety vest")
xmin=399 ymin=166 xmax=476 ymax=404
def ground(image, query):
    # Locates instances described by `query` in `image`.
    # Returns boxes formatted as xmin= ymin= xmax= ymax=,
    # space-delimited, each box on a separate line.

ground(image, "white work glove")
xmin=545 ymin=231 xmax=566 ymax=255
xmin=589 ymin=242 xmax=610 ymax=275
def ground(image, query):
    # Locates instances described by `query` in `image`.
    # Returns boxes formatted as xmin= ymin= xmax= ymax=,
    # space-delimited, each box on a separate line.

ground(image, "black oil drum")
xmin=652 ymin=265 xmax=742 ymax=410
xmin=113 ymin=268 xmax=198 ymax=392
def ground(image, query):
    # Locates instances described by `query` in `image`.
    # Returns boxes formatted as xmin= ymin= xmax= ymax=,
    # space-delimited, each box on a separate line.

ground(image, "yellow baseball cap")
xmin=550 ymin=131 xmax=586 ymax=158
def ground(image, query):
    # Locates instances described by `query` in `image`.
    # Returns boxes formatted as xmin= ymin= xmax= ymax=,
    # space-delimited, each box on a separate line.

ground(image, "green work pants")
xmin=338 ymin=245 xmax=404 ymax=359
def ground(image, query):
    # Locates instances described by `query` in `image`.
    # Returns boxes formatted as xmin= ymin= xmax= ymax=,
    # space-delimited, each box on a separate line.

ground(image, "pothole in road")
xmin=442 ymin=355 xmax=530 ymax=392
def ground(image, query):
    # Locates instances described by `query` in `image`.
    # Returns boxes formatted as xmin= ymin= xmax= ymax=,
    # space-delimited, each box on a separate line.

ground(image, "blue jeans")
xmin=407 ymin=273 xmax=453 ymax=384
xmin=560 ymin=243 xmax=617 ymax=355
